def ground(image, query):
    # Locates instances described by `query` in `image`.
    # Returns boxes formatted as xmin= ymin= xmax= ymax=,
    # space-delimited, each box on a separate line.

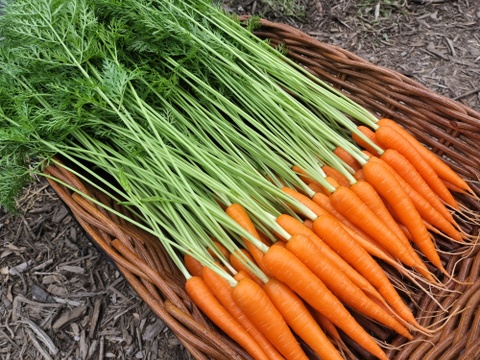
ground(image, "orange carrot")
xmin=289 ymin=184 xmax=398 ymax=265
xmin=208 ymin=240 xmax=230 ymax=260
xmin=276 ymin=214 xmax=382 ymax=300
xmin=232 ymin=278 xmax=309 ymax=360
xmin=375 ymin=125 xmax=458 ymax=208
xmin=311 ymin=191 xmax=397 ymax=263
xmin=234 ymin=270 xmax=251 ymax=282
xmin=368 ymin=156 xmax=463 ymax=242
xmin=262 ymin=245 xmax=389 ymax=360
xmin=311 ymin=217 xmax=418 ymax=328
xmin=203 ymin=267 xmax=284 ymax=360
xmin=350 ymin=179 xmax=413 ymax=250
xmin=263 ymin=278 xmax=344 ymax=360
xmin=333 ymin=146 xmax=362 ymax=172
xmin=185 ymin=276 xmax=269 ymax=360
xmin=352 ymin=126 xmax=383 ymax=154
xmin=230 ymin=249 xmax=264 ymax=287
xmin=184 ymin=254 xmax=204 ymax=277
xmin=291 ymin=165 xmax=321 ymax=188
xmin=378 ymin=118 xmax=472 ymax=193
xmin=329 ymin=185 xmax=426 ymax=274
xmin=281 ymin=186 xmax=330 ymax=217
xmin=303 ymin=219 xmax=313 ymax=229
xmin=322 ymin=165 xmax=351 ymax=187
xmin=310 ymin=308 xmax=342 ymax=342
xmin=363 ymin=160 xmax=446 ymax=274
xmin=354 ymin=169 xmax=365 ymax=180
xmin=226 ymin=203 xmax=272 ymax=277
xmin=285 ymin=233 xmax=412 ymax=339
xmin=380 ymin=148 xmax=455 ymax=224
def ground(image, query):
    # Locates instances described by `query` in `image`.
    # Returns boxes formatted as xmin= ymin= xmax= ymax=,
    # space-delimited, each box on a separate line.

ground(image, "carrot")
xmin=185 ymin=276 xmax=269 ymax=360
xmin=378 ymin=118 xmax=472 ymax=193
xmin=333 ymin=146 xmax=362 ymax=172
xmin=328 ymin=185 xmax=428 ymax=276
xmin=291 ymin=165 xmax=319 ymax=187
xmin=309 ymin=308 xmax=342 ymax=342
xmin=281 ymin=186 xmax=330 ymax=218
xmin=234 ymin=270 xmax=252 ymax=282
xmin=184 ymin=254 xmax=204 ymax=277
xmin=350 ymin=179 xmax=413 ymax=252
xmin=285 ymin=233 xmax=412 ymax=339
xmin=311 ymin=191 xmax=398 ymax=264
xmin=352 ymin=126 xmax=383 ymax=154
xmin=354 ymin=168 xmax=365 ymax=180
xmin=232 ymin=278 xmax=309 ymax=360
xmin=276 ymin=214 xmax=383 ymax=300
xmin=363 ymin=160 xmax=446 ymax=274
xmin=368 ymin=156 xmax=463 ymax=242
xmin=375 ymin=125 xmax=458 ymax=208
xmin=208 ymin=240 xmax=230 ymax=260
xmin=226 ymin=203 xmax=272 ymax=277
xmin=203 ymin=267 xmax=285 ymax=360
xmin=380 ymin=148 xmax=455 ymax=224
xmin=263 ymin=278 xmax=344 ymax=360
xmin=290 ymin=185 xmax=399 ymax=266
xmin=230 ymin=249 xmax=264 ymax=287
xmin=303 ymin=219 xmax=313 ymax=229
xmin=311 ymin=217 xmax=419 ymax=328
xmin=322 ymin=165 xmax=351 ymax=187
xmin=262 ymin=245 xmax=389 ymax=360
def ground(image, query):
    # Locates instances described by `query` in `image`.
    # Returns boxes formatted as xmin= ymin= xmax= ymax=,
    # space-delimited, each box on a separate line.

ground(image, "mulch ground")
xmin=1 ymin=0 xmax=479 ymax=359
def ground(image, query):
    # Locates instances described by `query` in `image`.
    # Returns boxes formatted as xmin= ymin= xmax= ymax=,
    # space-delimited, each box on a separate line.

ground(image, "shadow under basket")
xmin=44 ymin=18 xmax=480 ymax=360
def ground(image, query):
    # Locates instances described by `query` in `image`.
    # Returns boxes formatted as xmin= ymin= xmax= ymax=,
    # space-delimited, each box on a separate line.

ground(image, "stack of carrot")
xmin=169 ymin=118 xmax=476 ymax=360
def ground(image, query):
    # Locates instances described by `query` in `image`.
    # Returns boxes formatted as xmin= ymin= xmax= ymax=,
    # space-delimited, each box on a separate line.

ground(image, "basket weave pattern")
xmin=45 ymin=18 xmax=480 ymax=360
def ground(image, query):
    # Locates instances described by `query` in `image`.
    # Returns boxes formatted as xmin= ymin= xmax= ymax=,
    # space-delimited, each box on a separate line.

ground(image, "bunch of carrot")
xmin=172 ymin=120 xmax=475 ymax=360
xmin=1 ymin=0 xmax=478 ymax=359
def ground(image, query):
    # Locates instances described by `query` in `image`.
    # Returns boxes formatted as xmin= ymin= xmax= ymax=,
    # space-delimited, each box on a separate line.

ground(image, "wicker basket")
xmin=44 ymin=18 xmax=480 ymax=360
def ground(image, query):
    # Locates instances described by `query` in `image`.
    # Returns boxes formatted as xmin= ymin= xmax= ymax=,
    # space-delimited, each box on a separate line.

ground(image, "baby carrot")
xmin=377 ymin=118 xmax=472 ymax=193
xmin=375 ymin=125 xmax=458 ymax=208
xmin=263 ymin=277 xmax=344 ymax=360
xmin=285 ymin=233 xmax=413 ymax=339
xmin=184 ymin=254 xmax=204 ymax=277
xmin=232 ymin=278 xmax=309 ymax=360
xmin=226 ymin=203 xmax=272 ymax=277
xmin=333 ymin=146 xmax=362 ymax=172
xmin=230 ymin=249 xmax=264 ymax=287
xmin=262 ymin=245 xmax=389 ymax=360
xmin=329 ymin=185 xmax=428 ymax=276
xmin=380 ymin=148 xmax=455 ymax=224
xmin=276 ymin=214 xmax=382 ymax=300
xmin=311 ymin=216 xmax=419 ymax=328
xmin=352 ymin=125 xmax=383 ymax=154
xmin=185 ymin=276 xmax=269 ymax=360
xmin=203 ymin=267 xmax=284 ymax=360
xmin=363 ymin=160 xmax=446 ymax=274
